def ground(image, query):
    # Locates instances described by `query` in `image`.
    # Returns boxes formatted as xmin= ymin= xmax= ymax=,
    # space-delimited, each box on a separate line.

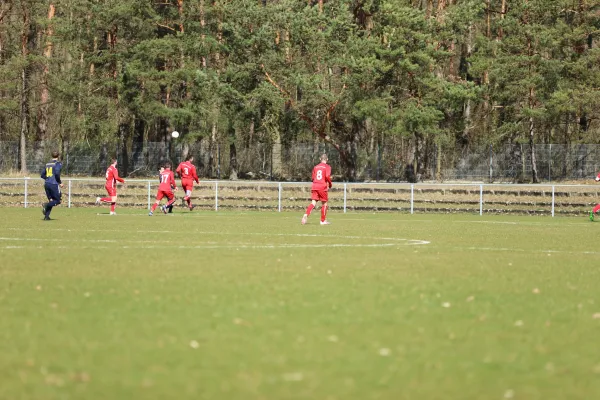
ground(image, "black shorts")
xmin=44 ymin=184 xmax=61 ymax=203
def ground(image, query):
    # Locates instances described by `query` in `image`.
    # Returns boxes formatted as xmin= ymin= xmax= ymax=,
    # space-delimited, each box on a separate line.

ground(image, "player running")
xmin=301 ymin=153 xmax=332 ymax=225
xmin=590 ymin=172 xmax=600 ymax=221
xmin=176 ymin=155 xmax=200 ymax=211
xmin=149 ymin=162 xmax=178 ymax=216
xmin=40 ymin=150 xmax=63 ymax=221
xmin=96 ymin=158 xmax=125 ymax=215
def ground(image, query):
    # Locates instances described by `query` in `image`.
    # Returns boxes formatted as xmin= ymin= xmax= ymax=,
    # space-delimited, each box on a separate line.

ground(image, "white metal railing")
xmin=1 ymin=177 xmax=599 ymax=217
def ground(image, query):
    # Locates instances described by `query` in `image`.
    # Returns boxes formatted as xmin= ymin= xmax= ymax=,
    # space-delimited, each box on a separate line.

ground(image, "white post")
xmin=551 ymin=185 xmax=555 ymax=217
xmin=147 ymin=181 xmax=151 ymax=210
xmin=278 ymin=182 xmax=282 ymax=212
xmin=410 ymin=184 xmax=414 ymax=215
xmin=24 ymin=177 xmax=28 ymax=208
xmin=68 ymin=179 xmax=72 ymax=208
xmin=479 ymin=184 xmax=483 ymax=216
xmin=215 ymin=182 xmax=218 ymax=211
xmin=343 ymin=183 xmax=347 ymax=214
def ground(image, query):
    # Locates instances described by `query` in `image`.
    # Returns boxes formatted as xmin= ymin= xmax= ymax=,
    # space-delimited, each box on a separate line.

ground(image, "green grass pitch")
xmin=1 ymin=208 xmax=600 ymax=399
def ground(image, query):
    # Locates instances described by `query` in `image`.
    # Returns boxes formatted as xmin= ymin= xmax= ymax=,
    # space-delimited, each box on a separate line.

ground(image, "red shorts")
xmin=311 ymin=190 xmax=328 ymax=202
xmin=156 ymin=190 xmax=174 ymax=201
xmin=105 ymin=185 xmax=116 ymax=197
xmin=181 ymin=179 xmax=194 ymax=192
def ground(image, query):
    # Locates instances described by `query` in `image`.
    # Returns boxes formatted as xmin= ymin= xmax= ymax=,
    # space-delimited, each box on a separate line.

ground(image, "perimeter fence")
xmin=2 ymin=177 xmax=599 ymax=217
xmin=2 ymin=141 xmax=600 ymax=182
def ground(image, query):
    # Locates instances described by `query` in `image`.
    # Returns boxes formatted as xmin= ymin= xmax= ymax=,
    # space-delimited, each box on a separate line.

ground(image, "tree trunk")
xmin=436 ymin=141 xmax=442 ymax=181
xmin=181 ymin=141 xmax=190 ymax=162
xmin=142 ymin=122 xmax=149 ymax=171
xmin=209 ymin=120 xmax=218 ymax=178
xmin=19 ymin=4 xmax=31 ymax=173
xmin=461 ymin=22 xmax=473 ymax=144
xmin=200 ymin=0 xmax=206 ymax=67
xmin=406 ymin=134 xmax=418 ymax=183
xmin=0 ymin=2 xmax=12 ymax=64
xmin=342 ymin=121 xmax=360 ymax=181
xmin=520 ymin=144 xmax=525 ymax=182
xmin=529 ymin=116 xmax=539 ymax=183
xmin=119 ymin=122 xmax=130 ymax=177
xmin=463 ymin=99 xmax=471 ymax=141
xmin=229 ymin=143 xmax=238 ymax=180
xmin=426 ymin=0 xmax=433 ymax=19
xmin=37 ymin=3 xmax=55 ymax=145
xmin=272 ymin=137 xmax=282 ymax=178
xmin=483 ymin=0 xmax=490 ymax=85
xmin=227 ymin=122 xmax=237 ymax=180
xmin=0 ymin=3 xmax=9 ymax=142
xmin=498 ymin=0 xmax=506 ymax=39
xmin=100 ymin=143 xmax=108 ymax=172
xmin=20 ymin=69 xmax=28 ymax=172
xmin=248 ymin=118 xmax=254 ymax=147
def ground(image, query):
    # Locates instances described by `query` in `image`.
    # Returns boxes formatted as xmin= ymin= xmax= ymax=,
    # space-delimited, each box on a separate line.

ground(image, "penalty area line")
xmin=0 ymin=243 xmax=400 ymax=250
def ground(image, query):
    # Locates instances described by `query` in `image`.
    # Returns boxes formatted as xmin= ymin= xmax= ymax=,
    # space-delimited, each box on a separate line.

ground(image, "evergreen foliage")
xmin=0 ymin=0 xmax=598 ymax=179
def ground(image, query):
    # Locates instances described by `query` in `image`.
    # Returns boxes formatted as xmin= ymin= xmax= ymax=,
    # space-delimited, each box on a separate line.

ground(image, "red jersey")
xmin=105 ymin=165 xmax=125 ymax=188
xmin=176 ymin=161 xmax=199 ymax=183
xmin=159 ymin=169 xmax=176 ymax=191
xmin=311 ymin=162 xmax=332 ymax=191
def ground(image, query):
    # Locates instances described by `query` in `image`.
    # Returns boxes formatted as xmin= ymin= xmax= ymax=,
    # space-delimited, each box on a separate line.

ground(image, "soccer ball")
xmin=171 ymin=131 xmax=179 ymax=138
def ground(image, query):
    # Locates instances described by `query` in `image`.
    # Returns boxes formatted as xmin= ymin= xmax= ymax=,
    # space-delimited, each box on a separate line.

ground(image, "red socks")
xmin=110 ymin=203 xmax=116 ymax=213
xmin=151 ymin=204 xmax=157 ymax=212
xmin=306 ymin=203 xmax=327 ymax=221
xmin=100 ymin=197 xmax=111 ymax=203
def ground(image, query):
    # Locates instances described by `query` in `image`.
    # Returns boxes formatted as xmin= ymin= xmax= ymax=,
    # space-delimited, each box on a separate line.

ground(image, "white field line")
xmin=3 ymin=228 xmax=431 ymax=245
xmin=1 ymin=236 xmax=598 ymax=254
xmin=0 ymin=243 xmax=399 ymax=250
xmin=451 ymin=246 xmax=600 ymax=255
xmin=0 ymin=234 xmax=430 ymax=249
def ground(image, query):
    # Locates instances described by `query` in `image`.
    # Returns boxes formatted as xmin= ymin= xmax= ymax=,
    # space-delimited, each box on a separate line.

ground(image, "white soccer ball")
xmin=171 ymin=131 xmax=180 ymax=138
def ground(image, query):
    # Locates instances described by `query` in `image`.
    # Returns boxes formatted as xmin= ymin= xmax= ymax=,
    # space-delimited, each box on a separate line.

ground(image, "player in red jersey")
xmin=96 ymin=158 xmax=125 ymax=215
xmin=301 ymin=154 xmax=332 ymax=225
xmin=590 ymin=172 xmax=600 ymax=221
xmin=149 ymin=162 xmax=178 ymax=216
xmin=176 ymin=155 xmax=200 ymax=210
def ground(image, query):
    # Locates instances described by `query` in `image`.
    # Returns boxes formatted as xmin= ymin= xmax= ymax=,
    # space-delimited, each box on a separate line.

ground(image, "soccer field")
xmin=1 ymin=209 xmax=600 ymax=400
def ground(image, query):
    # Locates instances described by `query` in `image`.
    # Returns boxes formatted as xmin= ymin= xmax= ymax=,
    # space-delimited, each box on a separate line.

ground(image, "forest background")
xmin=0 ymin=0 xmax=599 ymax=182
